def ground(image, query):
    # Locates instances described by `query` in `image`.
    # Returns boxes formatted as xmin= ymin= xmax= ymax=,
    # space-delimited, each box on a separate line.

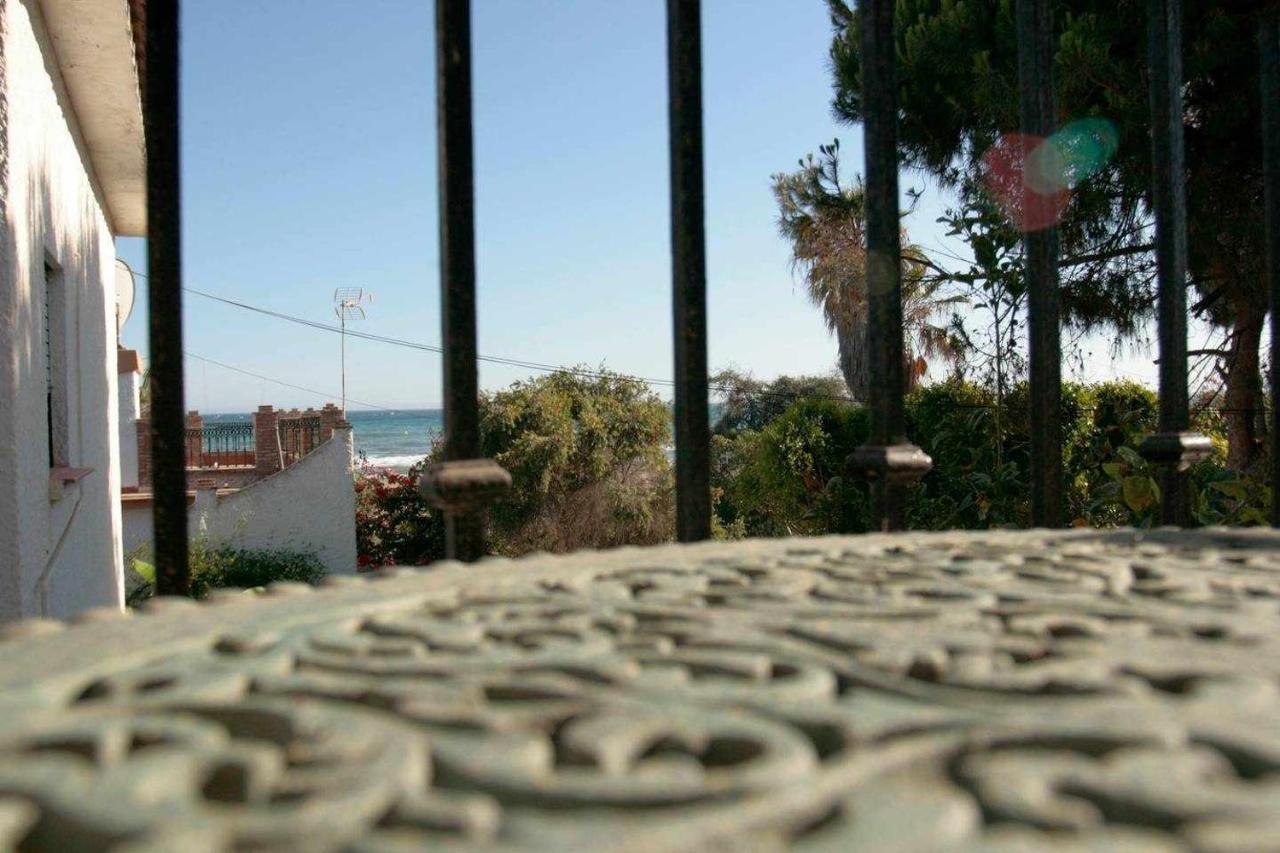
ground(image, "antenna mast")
xmin=333 ymin=288 xmax=368 ymax=412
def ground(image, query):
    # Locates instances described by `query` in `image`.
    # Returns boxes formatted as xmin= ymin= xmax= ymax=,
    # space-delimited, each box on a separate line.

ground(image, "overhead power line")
xmin=186 ymin=287 xmax=1259 ymax=413
xmin=123 ymin=273 xmax=1241 ymax=417
xmin=184 ymin=352 xmax=392 ymax=411
xmin=180 ymin=286 xmax=863 ymax=406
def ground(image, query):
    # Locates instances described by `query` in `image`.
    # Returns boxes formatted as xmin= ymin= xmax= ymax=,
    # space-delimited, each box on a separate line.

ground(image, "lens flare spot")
xmin=980 ymin=118 xmax=1118 ymax=232
xmin=1050 ymin=118 xmax=1120 ymax=189
xmin=980 ymin=133 xmax=1071 ymax=233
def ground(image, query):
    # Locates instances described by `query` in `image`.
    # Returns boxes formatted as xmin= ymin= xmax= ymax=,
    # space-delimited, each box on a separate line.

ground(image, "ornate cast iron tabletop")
xmin=1 ymin=529 xmax=1279 ymax=851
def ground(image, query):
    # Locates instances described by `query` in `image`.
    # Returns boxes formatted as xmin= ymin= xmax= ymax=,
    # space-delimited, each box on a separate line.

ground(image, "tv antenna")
xmin=333 ymin=287 xmax=371 ymax=412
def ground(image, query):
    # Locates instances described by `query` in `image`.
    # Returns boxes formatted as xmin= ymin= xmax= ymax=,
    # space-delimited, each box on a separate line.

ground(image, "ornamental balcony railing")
xmin=184 ymin=422 xmax=254 ymax=469
xmin=139 ymin=0 xmax=1280 ymax=593
xmin=278 ymin=415 xmax=322 ymax=468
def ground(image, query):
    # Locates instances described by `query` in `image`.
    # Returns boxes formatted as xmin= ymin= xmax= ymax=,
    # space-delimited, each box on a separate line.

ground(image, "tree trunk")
xmin=837 ymin=314 xmax=870 ymax=402
xmin=1223 ymin=296 xmax=1266 ymax=472
xmin=837 ymin=312 xmax=923 ymax=403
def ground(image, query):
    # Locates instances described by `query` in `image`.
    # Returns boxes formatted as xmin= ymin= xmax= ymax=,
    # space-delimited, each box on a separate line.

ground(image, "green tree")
xmin=772 ymin=140 xmax=963 ymax=400
xmin=937 ymin=185 xmax=1029 ymax=466
xmin=711 ymin=368 xmax=850 ymax=436
xmin=826 ymin=0 xmax=1268 ymax=470
xmin=354 ymin=369 xmax=675 ymax=566
xmin=717 ymin=398 xmax=873 ymax=537
xmin=477 ymin=369 xmax=674 ymax=554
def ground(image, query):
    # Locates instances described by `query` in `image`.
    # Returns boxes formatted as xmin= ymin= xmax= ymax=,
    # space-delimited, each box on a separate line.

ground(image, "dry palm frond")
xmin=774 ymin=142 xmax=963 ymax=400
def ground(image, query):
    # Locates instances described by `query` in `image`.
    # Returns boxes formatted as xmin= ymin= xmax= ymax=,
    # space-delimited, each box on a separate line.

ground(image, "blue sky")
xmin=117 ymin=0 xmax=1162 ymax=413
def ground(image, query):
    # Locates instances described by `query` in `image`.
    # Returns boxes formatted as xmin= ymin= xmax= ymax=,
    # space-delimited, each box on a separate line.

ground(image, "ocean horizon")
xmin=205 ymin=403 xmax=703 ymax=471
xmin=206 ymin=409 xmax=443 ymax=469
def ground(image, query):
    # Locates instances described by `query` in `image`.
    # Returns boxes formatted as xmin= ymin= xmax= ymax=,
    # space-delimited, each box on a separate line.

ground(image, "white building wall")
xmin=0 ymin=0 xmax=125 ymax=619
xmin=118 ymin=366 xmax=140 ymax=490
xmin=121 ymin=429 xmax=358 ymax=579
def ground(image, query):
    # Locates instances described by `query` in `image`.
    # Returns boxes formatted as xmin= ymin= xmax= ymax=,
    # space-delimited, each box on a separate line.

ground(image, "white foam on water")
xmin=361 ymin=454 xmax=428 ymax=470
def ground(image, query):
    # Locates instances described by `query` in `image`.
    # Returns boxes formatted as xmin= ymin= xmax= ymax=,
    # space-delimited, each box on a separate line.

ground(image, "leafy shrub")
xmin=714 ymin=376 xmax=1263 ymax=536
xmin=479 ymin=370 xmax=673 ymax=554
xmin=907 ymin=379 xmax=1025 ymax=528
xmin=353 ymin=369 xmax=674 ymax=564
xmin=711 ymin=369 xmax=849 ymax=435
xmin=126 ymin=541 xmax=326 ymax=604
xmin=1090 ymin=440 xmax=1270 ymax=527
xmin=505 ymin=457 xmax=674 ymax=552
xmin=716 ymin=398 xmax=871 ymax=536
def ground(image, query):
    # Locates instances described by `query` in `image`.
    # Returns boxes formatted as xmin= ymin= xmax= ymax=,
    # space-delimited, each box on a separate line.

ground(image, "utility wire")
xmin=187 ymin=288 xmax=1262 ymax=413
xmin=181 ymin=286 xmax=867 ymax=406
xmin=184 ymin=352 xmax=392 ymax=411
xmin=127 ymin=270 xmax=1246 ymax=416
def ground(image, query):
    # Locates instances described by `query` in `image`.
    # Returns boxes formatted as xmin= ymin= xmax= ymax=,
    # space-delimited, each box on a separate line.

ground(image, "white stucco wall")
xmin=120 ymin=497 xmax=152 ymax=558
xmin=0 ymin=0 xmax=126 ymax=620
xmin=121 ymin=429 xmax=358 ymax=578
xmin=118 ymin=366 xmax=139 ymax=489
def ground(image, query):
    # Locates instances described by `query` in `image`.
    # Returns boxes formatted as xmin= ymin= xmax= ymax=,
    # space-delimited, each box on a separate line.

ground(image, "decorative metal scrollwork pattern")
xmin=0 ymin=529 xmax=1278 ymax=850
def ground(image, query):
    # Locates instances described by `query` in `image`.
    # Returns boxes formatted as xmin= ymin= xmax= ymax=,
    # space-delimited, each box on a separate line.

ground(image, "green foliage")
xmin=1192 ymin=463 xmax=1271 ymax=527
xmin=907 ymin=380 xmax=1023 ymax=528
xmin=825 ymin=0 xmax=1267 ymax=465
xmin=353 ymin=369 xmax=674 ymax=564
xmin=478 ymin=369 xmax=673 ymax=554
xmin=347 ymin=371 xmax=1270 ymax=561
xmin=188 ymin=545 xmax=326 ymax=598
xmin=716 ymin=399 xmax=871 ymax=537
xmin=937 ymin=189 xmax=1025 ymax=392
xmin=126 ymin=541 xmax=326 ymax=604
xmin=712 ymin=368 xmax=849 ymax=436
xmin=713 ymin=376 xmax=1267 ymax=537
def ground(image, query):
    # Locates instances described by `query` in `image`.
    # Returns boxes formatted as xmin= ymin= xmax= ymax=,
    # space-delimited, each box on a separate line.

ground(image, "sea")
xmin=208 ymin=404 xmax=696 ymax=471
xmin=348 ymin=409 xmax=444 ymax=468
xmin=206 ymin=409 xmax=443 ymax=470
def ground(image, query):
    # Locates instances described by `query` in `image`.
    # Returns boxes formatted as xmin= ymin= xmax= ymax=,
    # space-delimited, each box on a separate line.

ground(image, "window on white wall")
xmin=43 ymin=259 xmax=68 ymax=468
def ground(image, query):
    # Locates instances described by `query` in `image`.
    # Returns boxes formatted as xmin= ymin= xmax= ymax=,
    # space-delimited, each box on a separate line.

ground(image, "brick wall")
xmin=135 ymin=418 xmax=151 ymax=487
xmin=253 ymin=405 xmax=282 ymax=475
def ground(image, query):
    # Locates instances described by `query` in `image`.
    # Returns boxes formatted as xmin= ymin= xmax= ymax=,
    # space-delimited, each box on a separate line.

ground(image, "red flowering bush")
xmin=354 ymin=458 xmax=445 ymax=569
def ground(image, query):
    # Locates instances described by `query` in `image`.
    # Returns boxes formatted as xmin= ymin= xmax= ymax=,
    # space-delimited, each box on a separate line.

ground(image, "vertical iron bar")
xmin=1147 ymin=0 xmax=1192 ymax=525
xmin=1263 ymin=15 xmax=1280 ymax=526
xmin=861 ymin=0 xmax=908 ymax=530
xmin=146 ymin=0 xmax=189 ymax=594
xmin=668 ymin=0 xmax=711 ymax=541
xmin=435 ymin=0 xmax=484 ymax=559
xmin=1015 ymin=0 xmax=1063 ymax=528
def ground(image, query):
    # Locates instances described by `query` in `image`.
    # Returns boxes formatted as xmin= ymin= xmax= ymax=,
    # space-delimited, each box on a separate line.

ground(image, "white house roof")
xmin=39 ymin=0 xmax=146 ymax=236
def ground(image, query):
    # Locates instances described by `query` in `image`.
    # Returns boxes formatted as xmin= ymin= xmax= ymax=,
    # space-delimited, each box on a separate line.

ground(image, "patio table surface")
xmin=0 ymin=527 xmax=1278 ymax=850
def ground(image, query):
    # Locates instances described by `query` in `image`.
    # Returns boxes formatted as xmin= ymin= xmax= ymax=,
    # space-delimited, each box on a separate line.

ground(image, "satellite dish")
xmin=114 ymin=258 xmax=136 ymax=338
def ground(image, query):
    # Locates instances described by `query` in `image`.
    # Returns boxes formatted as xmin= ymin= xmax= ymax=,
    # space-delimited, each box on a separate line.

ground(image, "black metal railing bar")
xmin=848 ymin=0 xmax=931 ymax=530
xmin=668 ymin=0 xmax=712 ymax=541
xmin=1263 ymin=12 xmax=1280 ymax=526
xmin=1138 ymin=0 xmax=1211 ymax=524
xmin=1016 ymin=0 xmax=1064 ymax=528
xmin=146 ymin=0 xmax=189 ymax=594
xmin=433 ymin=0 xmax=486 ymax=560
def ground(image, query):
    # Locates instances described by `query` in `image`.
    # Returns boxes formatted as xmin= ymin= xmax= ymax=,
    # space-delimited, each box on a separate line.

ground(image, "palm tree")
xmin=773 ymin=140 xmax=961 ymax=400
